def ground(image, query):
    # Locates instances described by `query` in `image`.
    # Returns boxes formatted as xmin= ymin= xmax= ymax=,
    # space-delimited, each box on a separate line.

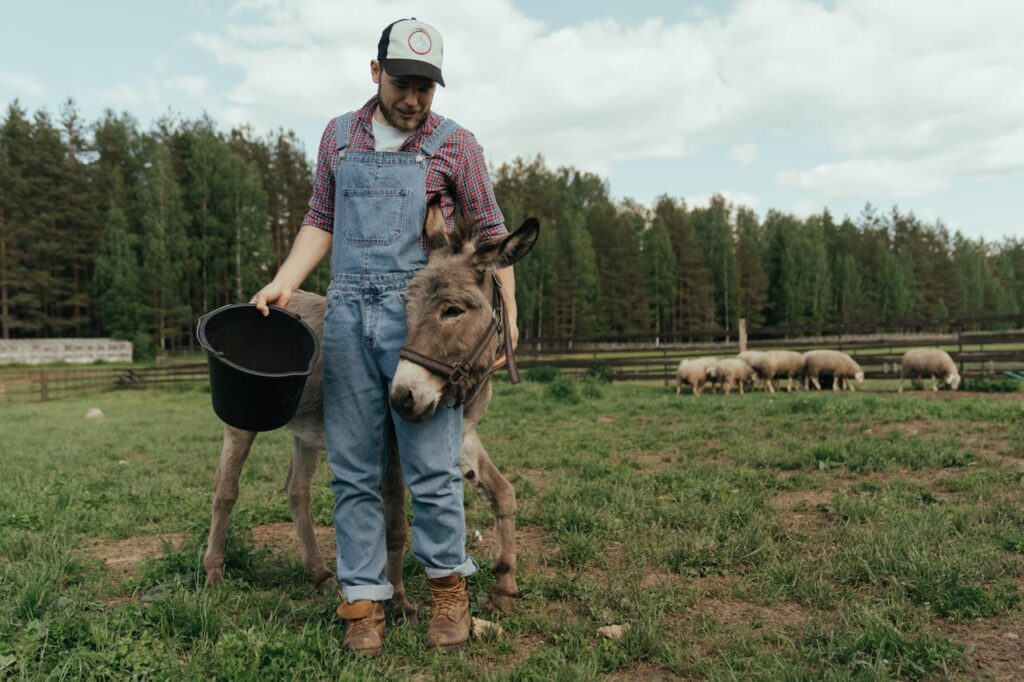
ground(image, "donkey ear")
xmin=473 ymin=218 xmax=540 ymax=271
xmin=423 ymin=200 xmax=450 ymax=253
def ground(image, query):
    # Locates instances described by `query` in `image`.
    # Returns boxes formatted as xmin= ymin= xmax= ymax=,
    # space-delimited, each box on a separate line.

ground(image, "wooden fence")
xmin=0 ymin=364 xmax=208 ymax=403
xmin=3 ymin=318 xmax=1024 ymax=403
xmin=516 ymin=327 xmax=1024 ymax=386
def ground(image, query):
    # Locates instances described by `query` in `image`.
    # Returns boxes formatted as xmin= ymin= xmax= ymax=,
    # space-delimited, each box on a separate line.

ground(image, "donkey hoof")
xmin=313 ymin=571 xmax=336 ymax=595
xmin=488 ymin=587 xmax=518 ymax=615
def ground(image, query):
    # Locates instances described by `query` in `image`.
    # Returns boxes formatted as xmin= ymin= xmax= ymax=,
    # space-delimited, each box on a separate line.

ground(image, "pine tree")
xmin=642 ymin=212 xmax=677 ymax=337
xmin=58 ymin=99 xmax=102 ymax=336
xmin=734 ymin=207 xmax=768 ymax=326
xmin=0 ymin=102 xmax=33 ymax=338
xmin=94 ymin=187 xmax=145 ymax=352
xmin=691 ymin=195 xmax=739 ymax=333
xmin=656 ymin=196 xmax=715 ymax=332
xmin=137 ymin=136 xmax=190 ymax=352
xmin=585 ymin=194 xmax=648 ymax=334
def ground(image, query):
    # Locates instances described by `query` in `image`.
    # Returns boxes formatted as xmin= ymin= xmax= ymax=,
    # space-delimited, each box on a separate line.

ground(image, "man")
xmin=250 ymin=18 xmax=517 ymax=655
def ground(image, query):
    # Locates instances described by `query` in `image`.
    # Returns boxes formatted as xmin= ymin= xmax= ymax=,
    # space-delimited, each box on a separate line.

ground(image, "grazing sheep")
xmin=899 ymin=348 xmax=961 ymax=392
xmin=675 ymin=356 xmax=718 ymax=396
xmin=803 ymin=350 xmax=864 ymax=392
xmin=739 ymin=350 xmax=805 ymax=393
xmin=706 ymin=358 xmax=759 ymax=395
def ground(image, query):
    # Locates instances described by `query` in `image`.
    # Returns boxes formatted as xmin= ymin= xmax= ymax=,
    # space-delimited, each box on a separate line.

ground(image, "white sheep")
xmin=803 ymin=350 xmax=864 ymax=392
xmin=739 ymin=350 xmax=805 ymax=393
xmin=706 ymin=358 xmax=759 ymax=395
xmin=899 ymin=348 xmax=961 ymax=392
xmin=675 ymin=356 xmax=718 ymax=396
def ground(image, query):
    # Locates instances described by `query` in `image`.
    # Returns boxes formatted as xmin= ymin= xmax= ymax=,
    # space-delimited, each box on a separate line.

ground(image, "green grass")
xmin=2 ymin=383 xmax=1023 ymax=679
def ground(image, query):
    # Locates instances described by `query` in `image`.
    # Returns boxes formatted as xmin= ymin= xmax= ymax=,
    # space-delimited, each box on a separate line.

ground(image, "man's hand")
xmin=250 ymin=280 xmax=293 ymax=317
xmin=249 ymin=225 xmax=333 ymax=317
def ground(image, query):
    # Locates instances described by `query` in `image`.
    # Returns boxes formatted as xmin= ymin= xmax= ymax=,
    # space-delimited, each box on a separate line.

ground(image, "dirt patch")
xmin=512 ymin=468 xmax=549 ymax=494
xmin=251 ymin=522 xmax=335 ymax=562
xmin=769 ymin=490 xmax=835 ymax=511
xmin=942 ymin=611 xmax=1024 ymax=681
xmin=863 ymin=419 xmax=945 ymax=438
xmin=702 ymin=596 xmax=810 ymax=629
xmin=595 ymin=415 xmax=615 ymax=425
xmin=83 ymin=523 xmax=338 ymax=577
xmin=909 ymin=391 xmax=1023 ymax=402
xmin=83 ymin=533 xmax=184 ymax=575
xmin=692 ymin=573 xmax=740 ymax=595
xmin=640 ymin=571 xmax=679 ymax=589
xmin=625 ymin=450 xmax=675 ymax=472
xmin=959 ymin=432 xmax=1023 ymax=471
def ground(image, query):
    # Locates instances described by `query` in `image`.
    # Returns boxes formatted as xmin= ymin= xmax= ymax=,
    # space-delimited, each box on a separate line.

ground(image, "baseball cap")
xmin=377 ymin=18 xmax=445 ymax=87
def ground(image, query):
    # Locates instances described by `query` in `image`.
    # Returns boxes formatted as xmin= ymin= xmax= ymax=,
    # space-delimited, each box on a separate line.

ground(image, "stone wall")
xmin=0 ymin=339 xmax=133 ymax=365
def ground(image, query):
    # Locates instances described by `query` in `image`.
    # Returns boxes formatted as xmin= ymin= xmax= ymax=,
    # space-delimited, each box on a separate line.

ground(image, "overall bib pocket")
xmin=340 ymin=187 xmax=408 ymax=246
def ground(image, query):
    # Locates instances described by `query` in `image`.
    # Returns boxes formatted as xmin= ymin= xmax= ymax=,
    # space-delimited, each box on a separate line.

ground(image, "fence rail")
xmin=516 ymin=328 xmax=1024 ymax=387
xmin=0 ymin=364 xmax=208 ymax=403
xmin=4 ymin=320 xmax=1024 ymax=402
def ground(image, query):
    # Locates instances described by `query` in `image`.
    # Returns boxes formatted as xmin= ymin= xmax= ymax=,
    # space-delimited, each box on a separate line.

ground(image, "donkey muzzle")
xmin=390 ymin=360 xmax=445 ymax=422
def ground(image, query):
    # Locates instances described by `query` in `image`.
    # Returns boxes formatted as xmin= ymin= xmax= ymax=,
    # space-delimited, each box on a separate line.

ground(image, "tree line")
xmin=2 ymin=101 xmax=1022 ymax=357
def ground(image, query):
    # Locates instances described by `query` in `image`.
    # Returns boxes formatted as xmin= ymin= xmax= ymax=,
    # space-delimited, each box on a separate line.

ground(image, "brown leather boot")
xmin=337 ymin=596 xmax=385 ymax=656
xmin=425 ymin=575 xmax=470 ymax=651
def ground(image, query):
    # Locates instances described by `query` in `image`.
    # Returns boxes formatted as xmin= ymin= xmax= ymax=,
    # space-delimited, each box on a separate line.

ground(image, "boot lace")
xmin=431 ymin=580 xmax=464 ymax=621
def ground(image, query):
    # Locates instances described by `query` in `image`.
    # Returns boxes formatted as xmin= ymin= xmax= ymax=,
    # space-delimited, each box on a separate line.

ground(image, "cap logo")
xmin=408 ymin=29 xmax=432 ymax=55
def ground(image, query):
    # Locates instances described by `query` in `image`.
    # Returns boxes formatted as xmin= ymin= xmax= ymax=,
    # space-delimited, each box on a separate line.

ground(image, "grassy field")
xmin=1 ymin=381 xmax=1023 ymax=680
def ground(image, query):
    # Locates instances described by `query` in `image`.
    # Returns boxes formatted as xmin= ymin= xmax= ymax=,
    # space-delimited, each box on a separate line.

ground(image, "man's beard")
xmin=378 ymin=86 xmax=428 ymax=132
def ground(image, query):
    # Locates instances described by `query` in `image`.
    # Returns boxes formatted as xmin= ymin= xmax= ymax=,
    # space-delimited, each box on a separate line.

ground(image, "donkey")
xmin=202 ymin=207 xmax=540 ymax=617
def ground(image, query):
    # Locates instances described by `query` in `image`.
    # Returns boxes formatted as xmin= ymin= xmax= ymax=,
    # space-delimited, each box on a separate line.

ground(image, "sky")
xmin=3 ymin=0 xmax=1023 ymax=242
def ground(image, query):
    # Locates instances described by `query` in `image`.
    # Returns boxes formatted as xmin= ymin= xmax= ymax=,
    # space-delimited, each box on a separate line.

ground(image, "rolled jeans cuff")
xmin=341 ymin=582 xmax=395 ymax=604
xmin=424 ymin=556 xmax=478 ymax=580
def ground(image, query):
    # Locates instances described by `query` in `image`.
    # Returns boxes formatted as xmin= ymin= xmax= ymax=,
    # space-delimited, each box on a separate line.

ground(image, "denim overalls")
xmin=323 ymin=112 xmax=477 ymax=603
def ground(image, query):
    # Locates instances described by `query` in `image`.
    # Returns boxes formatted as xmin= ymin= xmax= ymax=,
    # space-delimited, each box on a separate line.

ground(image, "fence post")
xmin=738 ymin=318 xmax=747 ymax=352
xmin=39 ymin=370 xmax=49 ymax=401
xmin=957 ymin=324 xmax=965 ymax=377
xmin=663 ymin=348 xmax=669 ymax=386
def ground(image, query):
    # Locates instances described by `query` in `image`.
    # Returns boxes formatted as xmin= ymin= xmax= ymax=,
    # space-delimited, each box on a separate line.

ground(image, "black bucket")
xmin=196 ymin=303 xmax=319 ymax=432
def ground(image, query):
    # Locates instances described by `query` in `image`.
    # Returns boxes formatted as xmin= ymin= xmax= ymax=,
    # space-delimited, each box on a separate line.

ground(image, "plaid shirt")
xmin=302 ymin=96 xmax=507 ymax=242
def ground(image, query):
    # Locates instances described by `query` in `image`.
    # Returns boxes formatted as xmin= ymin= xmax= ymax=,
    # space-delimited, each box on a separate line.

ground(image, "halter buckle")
xmin=449 ymin=361 xmax=470 ymax=385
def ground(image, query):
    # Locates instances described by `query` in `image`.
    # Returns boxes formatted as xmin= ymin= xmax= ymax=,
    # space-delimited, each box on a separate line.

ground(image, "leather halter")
xmin=399 ymin=272 xmax=520 ymax=406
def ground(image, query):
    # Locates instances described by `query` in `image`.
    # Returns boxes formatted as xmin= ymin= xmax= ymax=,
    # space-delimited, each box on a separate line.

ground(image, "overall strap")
xmin=334 ymin=112 xmax=355 ymax=152
xmin=419 ymin=117 xmax=460 ymax=158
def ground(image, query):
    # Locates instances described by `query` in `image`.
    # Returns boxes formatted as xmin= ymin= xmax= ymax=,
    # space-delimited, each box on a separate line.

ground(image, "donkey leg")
xmin=285 ymin=435 xmax=335 ymax=594
xmin=382 ymin=433 xmax=416 ymax=620
xmin=204 ymin=426 xmax=257 ymax=585
xmin=463 ymin=431 xmax=518 ymax=614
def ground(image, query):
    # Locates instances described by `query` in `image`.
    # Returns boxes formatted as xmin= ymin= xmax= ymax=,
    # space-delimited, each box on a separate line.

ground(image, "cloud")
xmin=183 ymin=0 xmax=1024 ymax=206
xmin=165 ymin=76 xmax=210 ymax=98
xmin=776 ymin=157 xmax=953 ymax=199
xmin=731 ymin=143 xmax=758 ymax=166
xmin=0 ymin=71 xmax=45 ymax=98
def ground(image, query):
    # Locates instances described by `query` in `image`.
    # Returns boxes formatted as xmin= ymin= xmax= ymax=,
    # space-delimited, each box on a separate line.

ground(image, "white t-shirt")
xmin=372 ymin=115 xmax=414 ymax=152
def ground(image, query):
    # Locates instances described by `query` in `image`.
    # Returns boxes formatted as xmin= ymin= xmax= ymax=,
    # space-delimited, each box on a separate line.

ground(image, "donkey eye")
xmin=441 ymin=305 xmax=465 ymax=319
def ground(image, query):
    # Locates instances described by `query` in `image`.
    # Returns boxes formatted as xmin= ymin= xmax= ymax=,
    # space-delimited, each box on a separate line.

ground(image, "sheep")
xmin=675 ymin=356 xmax=718 ymax=396
xmin=899 ymin=348 xmax=961 ymax=392
xmin=803 ymin=350 xmax=864 ymax=392
xmin=706 ymin=357 xmax=759 ymax=395
xmin=739 ymin=350 xmax=805 ymax=393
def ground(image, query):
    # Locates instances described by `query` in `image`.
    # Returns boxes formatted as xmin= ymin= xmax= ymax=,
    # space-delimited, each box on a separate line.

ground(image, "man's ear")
xmin=371 ymin=60 xmax=381 ymax=84
xmin=473 ymin=218 xmax=540 ymax=271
